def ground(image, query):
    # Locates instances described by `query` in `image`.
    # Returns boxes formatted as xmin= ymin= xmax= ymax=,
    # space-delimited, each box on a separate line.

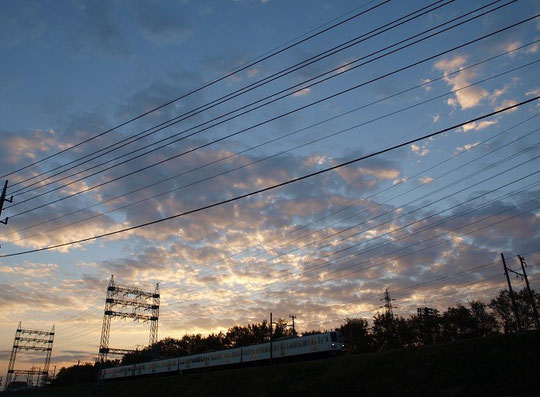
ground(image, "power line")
xmin=7 ymin=0 xmax=448 ymax=195
xmin=7 ymin=1 xmax=518 ymax=205
xmin=13 ymin=117 xmax=536 ymax=340
xmin=163 ymin=131 xmax=540 ymax=301
xmin=318 ymin=258 xmax=539 ymax=323
xmin=164 ymin=202 xmax=539 ymax=330
xmin=0 ymin=0 xmax=389 ymax=181
xmin=1 ymin=97 xmax=536 ymax=257
xmin=7 ymin=10 xmax=533 ymax=217
xmin=164 ymin=166 xmax=540 ymax=309
xmin=129 ymin=112 xmax=540 ymax=290
xmin=5 ymin=57 xmax=536 ymax=246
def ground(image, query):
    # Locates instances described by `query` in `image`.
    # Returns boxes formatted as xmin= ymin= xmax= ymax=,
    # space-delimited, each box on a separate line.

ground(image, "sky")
xmin=0 ymin=0 xmax=539 ymax=382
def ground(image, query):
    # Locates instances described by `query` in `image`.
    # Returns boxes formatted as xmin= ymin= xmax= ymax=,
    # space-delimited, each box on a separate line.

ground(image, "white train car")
xmin=101 ymin=331 xmax=344 ymax=381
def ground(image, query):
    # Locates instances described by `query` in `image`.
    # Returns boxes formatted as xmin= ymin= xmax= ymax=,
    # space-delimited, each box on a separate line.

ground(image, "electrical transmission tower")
xmin=380 ymin=288 xmax=396 ymax=315
xmin=5 ymin=322 xmax=54 ymax=390
xmin=98 ymin=275 xmax=160 ymax=362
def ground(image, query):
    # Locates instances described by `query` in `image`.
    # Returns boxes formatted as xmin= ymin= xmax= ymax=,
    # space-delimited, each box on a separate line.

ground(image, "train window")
xmin=330 ymin=332 xmax=337 ymax=342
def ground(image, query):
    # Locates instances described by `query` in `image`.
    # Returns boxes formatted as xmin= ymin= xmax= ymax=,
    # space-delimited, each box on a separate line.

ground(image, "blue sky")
xmin=0 ymin=0 xmax=539 ymax=379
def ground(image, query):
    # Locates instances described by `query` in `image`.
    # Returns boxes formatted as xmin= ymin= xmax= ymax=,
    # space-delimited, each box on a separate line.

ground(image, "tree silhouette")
xmin=337 ymin=318 xmax=373 ymax=354
xmin=490 ymin=288 xmax=540 ymax=333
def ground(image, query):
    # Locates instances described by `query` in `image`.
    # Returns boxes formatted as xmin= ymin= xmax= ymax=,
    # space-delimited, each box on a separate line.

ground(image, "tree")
xmin=490 ymin=288 xmax=540 ymax=333
xmin=337 ymin=318 xmax=373 ymax=354
xmin=408 ymin=311 xmax=441 ymax=346
xmin=53 ymin=363 xmax=98 ymax=386
xmin=469 ymin=300 xmax=498 ymax=336
xmin=439 ymin=301 xmax=497 ymax=341
xmin=441 ymin=304 xmax=476 ymax=340
xmin=372 ymin=311 xmax=403 ymax=350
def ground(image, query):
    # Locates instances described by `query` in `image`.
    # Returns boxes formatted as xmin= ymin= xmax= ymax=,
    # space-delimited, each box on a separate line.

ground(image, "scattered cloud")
xmin=434 ymin=56 xmax=489 ymax=110
xmin=459 ymin=119 xmax=498 ymax=133
xmin=526 ymin=88 xmax=540 ymax=97
xmin=291 ymin=87 xmax=311 ymax=97
xmin=421 ymin=78 xmax=433 ymax=92
xmin=0 ymin=262 xmax=58 ymax=278
xmin=495 ymin=99 xmax=519 ymax=113
xmin=526 ymin=43 xmax=539 ymax=54
xmin=411 ymin=143 xmax=429 ymax=156
xmin=133 ymin=2 xmax=194 ymax=46
xmin=247 ymin=68 xmax=260 ymax=78
xmin=505 ymin=41 xmax=522 ymax=57
xmin=454 ymin=141 xmax=481 ymax=155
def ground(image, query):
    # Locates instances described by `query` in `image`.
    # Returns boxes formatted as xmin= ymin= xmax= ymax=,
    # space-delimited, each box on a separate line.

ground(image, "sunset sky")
xmin=0 ymin=0 xmax=539 ymax=380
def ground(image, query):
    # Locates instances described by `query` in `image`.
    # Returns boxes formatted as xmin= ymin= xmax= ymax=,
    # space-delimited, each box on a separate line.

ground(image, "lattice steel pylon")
xmin=98 ymin=275 xmax=160 ymax=362
xmin=5 ymin=322 xmax=54 ymax=390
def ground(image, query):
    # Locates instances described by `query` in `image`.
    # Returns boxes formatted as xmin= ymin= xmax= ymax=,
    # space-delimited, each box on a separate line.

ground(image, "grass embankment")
xmin=5 ymin=332 xmax=539 ymax=397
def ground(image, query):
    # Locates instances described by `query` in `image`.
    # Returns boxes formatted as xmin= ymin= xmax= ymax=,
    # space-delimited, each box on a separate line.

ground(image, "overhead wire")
xmin=157 ymin=121 xmax=540 ymax=301
xmin=6 ymin=8 xmax=535 ymax=225
xmin=2 ymin=0 xmax=536 ymax=366
xmin=27 ymin=112 xmax=535 ymax=343
xmin=1 ymin=95 xmax=537 ymax=258
xmin=4 ymin=41 xmax=536 ymax=246
xmin=163 ymin=163 xmax=540 ymax=309
xmin=166 ymin=201 xmax=540 ymax=327
xmin=5 ymin=56 xmax=537 ymax=247
xmin=0 ymin=0 xmax=389 ymax=181
xmin=6 ymin=1 xmax=519 ymax=207
xmin=7 ymin=0 xmax=449 ymax=195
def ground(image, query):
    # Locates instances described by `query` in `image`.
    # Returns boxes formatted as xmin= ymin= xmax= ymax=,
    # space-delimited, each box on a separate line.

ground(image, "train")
xmin=101 ymin=331 xmax=344 ymax=380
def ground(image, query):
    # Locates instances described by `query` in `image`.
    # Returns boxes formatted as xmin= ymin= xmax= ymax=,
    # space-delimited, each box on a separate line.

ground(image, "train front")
xmin=329 ymin=331 xmax=344 ymax=353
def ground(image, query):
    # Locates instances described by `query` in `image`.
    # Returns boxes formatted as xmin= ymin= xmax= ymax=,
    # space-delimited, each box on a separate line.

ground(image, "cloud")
xmin=495 ymin=99 xmax=518 ymax=114
xmin=421 ymin=78 xmax=433 ymax=92
xmin=504 ymin=41 xmax=522 ymax=56
xmin=291 ymin=88 xmax=311 ymax=97
xmin=0 ymin=2 xmax=45 ymax=48
xmin=434 ymin=56 xmax=489 ymax=110
xmin=134 ymin=2 xmax=194 ymax=46
xmin=247 ymin=68 xmax=260 ymax=78
xmin=64 ymin=1 xmax=132 ymax=56
xmin=454 ymin=141 xmax=481 ymax=155
xmin=419 ymin=176 xmax=433 ymax=184
xmin=459 ymin=119 xmax=498 ymax=132
xmin=0 ymin=262 xmax=58 ymax=278
xmin=0 ymin=129 xmax=57 ymax=165
xmin=411 ymin=143 xmax=429 ymax=156
xmin=526 ymin=43 xmax=539 ymax=54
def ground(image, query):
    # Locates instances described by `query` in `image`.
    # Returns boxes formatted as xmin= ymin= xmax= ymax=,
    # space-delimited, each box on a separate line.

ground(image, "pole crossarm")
xmin=108 ymin=285 xmax=159 ymax=299
xmin=18 ymin=329 xmax=53 ymax=337
xmin=15 ymin=337 xmax=53 ymax=344
xmin=106 ymin=297 xmax=158 ymax=310
xmin=104 ymin=310 xmax=158 ymax=321
xmin=98 ymin=348 xmax=136 ymax=355
xmin=10 ymin=369 xmax=45 ymax=376
xmin=13 ymin=346 xmax=52 ymax=352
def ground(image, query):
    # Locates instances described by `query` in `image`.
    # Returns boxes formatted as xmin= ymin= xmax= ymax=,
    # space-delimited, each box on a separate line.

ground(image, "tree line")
xmin=52 ymin=287 xmax=538 ymax=386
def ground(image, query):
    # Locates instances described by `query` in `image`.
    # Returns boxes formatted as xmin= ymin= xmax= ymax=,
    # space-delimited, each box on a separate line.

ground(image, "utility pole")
xmin=269 ymin=312 xmax=273 ymax=365
xmin=501 ymin=253 xmax=523 ymax=332
xmin=518 ymin=255 xmax=540 ymax=331
xmin=289 ymin=314 xmax=296 ymax=335
xmin=0 ymin=180 xmax=13 ymax=225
